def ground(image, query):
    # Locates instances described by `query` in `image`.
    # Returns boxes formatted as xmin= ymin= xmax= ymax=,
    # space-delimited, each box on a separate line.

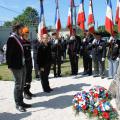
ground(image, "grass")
xmin=0 ymin=64 xmax=13 ymax=81
xmin=0 ymin=57 xmax=108 ymax=81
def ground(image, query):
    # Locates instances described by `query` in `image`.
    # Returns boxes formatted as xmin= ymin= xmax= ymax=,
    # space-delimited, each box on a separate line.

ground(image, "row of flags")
xmin=38 ymin=0 xmax=120 ymax=39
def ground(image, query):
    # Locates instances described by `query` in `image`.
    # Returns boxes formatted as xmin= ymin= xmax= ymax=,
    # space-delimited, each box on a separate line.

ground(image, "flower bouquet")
xmin=72 ymin=86 xmax=119 ymax=120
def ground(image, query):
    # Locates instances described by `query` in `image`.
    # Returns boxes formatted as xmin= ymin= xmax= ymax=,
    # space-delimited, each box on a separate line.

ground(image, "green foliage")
xmin=98 ymin=25 xmax=120 ymax=38
xmin=0 ymin=75 xmax=2 ymax=80
xmin=3 ymin=21 xmax=12 ymax=27
xmin=3 ymin=7 xmax=39 ymax=27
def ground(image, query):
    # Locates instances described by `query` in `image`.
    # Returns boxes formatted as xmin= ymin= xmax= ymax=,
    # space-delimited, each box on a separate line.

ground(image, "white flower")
xmin=105 ymin=105 xmax=110 ymax=111
xmin=94 ymin=102 xmax=99 ymax=107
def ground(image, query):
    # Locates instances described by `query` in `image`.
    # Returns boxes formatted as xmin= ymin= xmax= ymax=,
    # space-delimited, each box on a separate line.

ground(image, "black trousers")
xmin=24 ymin=60 xmax=32 ymax=94
xmin=11 ymin=66 xmax=26 ymax=106
xmin=40 ymin=64 xmax=51 ymax=91
xmin=69 ymin=55 xmax=78 ymax=75
xmin=53 ymin=57 xmax=61 ymax=77
xmin=83 ymin=56 xmax=92 ymax=74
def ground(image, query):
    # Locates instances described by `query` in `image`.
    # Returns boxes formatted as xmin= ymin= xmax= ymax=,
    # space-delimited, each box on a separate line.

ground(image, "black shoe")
xmin=93 ymin=74 xmax=99 ymax=77
xmin=75 ymin=73 xmax=78 ymax=75
xmin=83 ymin=72 xmax=87 ymax=75
xmin=58 ymin=75 xmax=62 ymax=77
xmin=27 ymin=91 xmax=36 ymax=97
xmin=22 ymin=103 xmax=32 ymax=108
xmin=88 ymin=73 xmax=92 ymax=76
xmin=101 ymin=76 xmax=105 ymax=79
xmin=44 ymin=90 xmax=51 ymax=93
xmin=16 ymin=105 xmax=26 ymax=112
xmin=24 ymin=93 xmax=32 ymax=100
xmin=49 ymin=88 xmax=53 ymax=91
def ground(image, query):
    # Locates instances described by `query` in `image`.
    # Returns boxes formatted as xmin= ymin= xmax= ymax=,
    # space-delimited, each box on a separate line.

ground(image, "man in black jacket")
xmin=67 ymin=35 xmax=80 ymax=75
xmin=6 ymin=23 xmax=31 ymax=112
xmin=51 ymin=32 xmax=62 ymax=77
xmin=21 ymin=26 xmax=34 ymax=100
xmin=81 ymin=31 xmax=94 ymax=76
xmin=92 ymin=33 xmax=106 ymax=79
xmin=37 ymin=34 xmax=53 ymax=93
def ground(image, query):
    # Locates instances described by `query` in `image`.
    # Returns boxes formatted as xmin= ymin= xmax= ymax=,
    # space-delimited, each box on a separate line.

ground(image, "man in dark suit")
xmin=21 ymin=27 xmax=34 ymax=100
xmin=92 ymin=33 xmax=106 ymax=79
xmin=6 ymin=23 xmax=31 ymax=112
xmin=67 ymin=35 xmax=80 ymax=75
xmin=51 ymin=32 xmax=62 ymax=77
xmin=81 ymin=31 xmax=94 ymax=76
xmin=37 ymin=34 xmax=53 ymax=93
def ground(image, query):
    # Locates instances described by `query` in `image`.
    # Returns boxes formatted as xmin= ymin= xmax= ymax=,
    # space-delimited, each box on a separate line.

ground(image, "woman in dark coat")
xmin=37 ymin=34 xmax=53 ymax=93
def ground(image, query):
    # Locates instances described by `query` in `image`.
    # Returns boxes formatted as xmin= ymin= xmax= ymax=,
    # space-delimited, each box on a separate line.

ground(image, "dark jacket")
xmin=51 ymin=39 xmax=62 ymax=60
xmin=37 ymin=43 xmax=52 ymax=69
xmin=81 ymin=40 xmax=93 ymax=57
xmin=22 ymin=39 xmax=32 ymax=67
xmin=92 ymin=39 xmax=106 ymax=61
xmin=6 ymin=34 xmax=24 ymax=69
xmin=107 ymin=40 xmax=120 ymax=60
xmin=67 ymin=37 xmax=80 ymax=56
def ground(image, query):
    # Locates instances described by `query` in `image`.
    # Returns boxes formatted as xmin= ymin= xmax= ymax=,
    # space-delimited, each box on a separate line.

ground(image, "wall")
xmin=0 ymin=26 xmax=37 ymax=49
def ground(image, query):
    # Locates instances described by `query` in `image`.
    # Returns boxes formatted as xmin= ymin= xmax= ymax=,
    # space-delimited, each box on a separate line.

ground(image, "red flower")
xmin=93 ymin=109 xmax=98 ymax=116
xmin=94 ymin=93 xmax=99 ymax=98
xmin=106 ymin=93 xmax=109 ymax=97
xmin=82 ymin=105 xmax=86 ymax=110
xmin=102 ymin=112 xmax=109 ymax=119
xmin=86 ymin=98 xmax=89 ymax=101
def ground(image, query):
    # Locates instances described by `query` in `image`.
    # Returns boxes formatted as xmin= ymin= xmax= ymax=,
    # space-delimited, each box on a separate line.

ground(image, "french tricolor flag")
xmin=55 ymin=0 xmax=61 ymax=32
xmin=67 ymin=0 xmax=74 ymax=35
xmin=77 ymin=0 xmax=85 ymax=31
xmin=105 ymin=0 xmax=114 ymax=35
xmin=115 ymin=0 xmax=119 ymax=24
xmin=88 ymin=0 xmax=95 ymax=33
xmin=38 ymin=0 xmax=47 ymax=39
xmin=67 ymin=7 xmax=72 ymax=29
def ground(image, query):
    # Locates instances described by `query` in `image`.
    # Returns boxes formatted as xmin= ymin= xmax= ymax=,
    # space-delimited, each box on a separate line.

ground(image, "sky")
xmin=0 ymin=0 xmax=117 ymax=28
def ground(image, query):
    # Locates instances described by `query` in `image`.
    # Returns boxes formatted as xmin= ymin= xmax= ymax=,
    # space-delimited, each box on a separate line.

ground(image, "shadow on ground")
xmin=32 ymin=95 xmax=73 ymax=109
xmin=0 ymin=112 xmax=31 ymax=120
xmin=35 ymin=83 xmax=91 ymax=97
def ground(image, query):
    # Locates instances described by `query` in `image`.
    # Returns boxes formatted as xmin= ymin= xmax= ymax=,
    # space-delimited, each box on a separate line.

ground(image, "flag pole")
xmin=70 ymin=0 xmax=74 ymax=35
xmin=39 ymin=0 xmax=42 ymax=22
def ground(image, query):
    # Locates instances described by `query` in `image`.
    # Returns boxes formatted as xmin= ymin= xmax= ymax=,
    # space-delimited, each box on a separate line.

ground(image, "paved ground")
xmin=0 ymin=70 xmax=120 ymax=120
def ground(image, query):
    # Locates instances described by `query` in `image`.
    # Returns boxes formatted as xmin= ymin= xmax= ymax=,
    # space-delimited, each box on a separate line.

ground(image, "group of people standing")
xmin=6 ymin=22 xmax=120 ymax=112
xmin=81 ymin=31 xmax=120 ymax=80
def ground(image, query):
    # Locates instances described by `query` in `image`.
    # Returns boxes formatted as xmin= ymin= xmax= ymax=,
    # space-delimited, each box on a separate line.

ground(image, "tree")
xmin=3 ymin=7 xmax=39 ymax=27
xmin=3 ymin=21 xmax=12 ymax=27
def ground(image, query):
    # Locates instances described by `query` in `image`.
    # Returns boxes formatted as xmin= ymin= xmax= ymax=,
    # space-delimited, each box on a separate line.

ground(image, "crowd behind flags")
xmin=38 ymin=0 xmax=120 ymax=37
